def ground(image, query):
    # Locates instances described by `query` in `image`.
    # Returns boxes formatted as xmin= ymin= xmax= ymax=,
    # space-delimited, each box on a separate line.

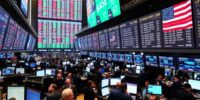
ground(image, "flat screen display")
xmin=2 ymin=67 xmax=15 ymax=75
xmin=6 ymin=53 xmax=13 ymax=58
xmin=178 ymin=57 xmax=200 ymax=71
xmin=98 ymin=30 xmax=109 ymax=49
xmin=139 ymin=12 xmax=162 ymax=48
xmin=134 ymin=54 xmax=144 ymax=65
xmin=110 ymin=78 xmax=121 ymax=85
xmin=0 ymin=6 xmax=9 ymax=50
xmin=46 ymin=69 xmax=56 ymax=76
xmin=7 ymin=86 xmax=25 ymax=100
xmin=38 ymin=19 xmax=82 ymax=49
xmin=125 ymin=54 xmax=133 ymax=63
xmin=188 ymin=79 xmax=200 ymax=90
xmin=101 ymin=87 xmax=110 ymax=96
xmin=148 ymin=85 xmax=162 ymax=95
xmin=118 ymin=54 xmax=125 ymax=62
xmin=162 ymin=0 xmax=194 ymax=48
xmin=112 ymin=53 xmax=118 ymax=61
xmin=120 ymin=20 xmax=140 ymax=49
xmin=21 ymin=0 xmax=28 ymax=17
xmin=27 ymin=34 xmax=36 ymax=50
xmin=0 ymin=53 xmax=5 ymax=58
xmin=16 ymin=68 xmax=25 ymax=74
xmin=26 ymin=88 xmax=40 ymax=100
xmin=92 ymin=32 xmax=99 ymax=50
xmin=145 ymin=55 xmax=158 ymax=67
xmin=13 ymin=26 xmax=28 ymax=50
xmin=108 ymin=26 xmax=120 ymax=49
xmin=38 ymin=0 xmax=82 ymax=21
xmin=3 ymin=18 xmax=18 ymax=50
xmin=127 ymin=83 xmax=137 ymax=94
xmin=87 ymin=0 xmax=121 ymax=27
xmin=87 ymin=35 xmax=93 ymax=50
xmin=159 ymin=56 xmax=175 ymax=69
xmin=107 ymin=53 xmax=112 ymax=60
xmin=36 ymin=70 xmax=45 ymax=76
xmin=101 ymin=79 xmax=109 ymax=87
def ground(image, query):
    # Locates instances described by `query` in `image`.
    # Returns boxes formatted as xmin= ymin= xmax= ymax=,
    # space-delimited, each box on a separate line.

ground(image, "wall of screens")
xmin=0 ymin=5 xmax=36 ymax=51
xmin=38 ymin=0 xmax=82 ymax=49
xmin=38 ymin=19 xmax=81 ymax=49
xmin=86 ymin=0 xmax=121 ymax=27
xmin=27 ymin=34 xmax=36 ymax=50
xmin=20 ymin=0 xmax=28 ymax=17
xmin=77 ymin=0 xmax=200 ymax=51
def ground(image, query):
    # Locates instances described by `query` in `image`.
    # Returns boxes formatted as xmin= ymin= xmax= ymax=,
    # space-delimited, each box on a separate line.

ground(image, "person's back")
xmin=46 ymin=91 xmax=61 ymax=100
xmin=108 ymin=89 xmax=132 ymax=100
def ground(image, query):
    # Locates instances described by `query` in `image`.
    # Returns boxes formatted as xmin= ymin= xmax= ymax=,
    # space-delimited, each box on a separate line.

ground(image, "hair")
xmin=61 ymin=88 xmax=74 ymax=100
xmin=51 ymin=83 xmax=57 ymax=90
xmin=184 ymin=83 xmax=192 ymax=89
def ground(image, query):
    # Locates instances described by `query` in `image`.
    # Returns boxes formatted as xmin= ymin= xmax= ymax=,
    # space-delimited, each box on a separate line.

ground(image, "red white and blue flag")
xmin=162 ymin=0 xmax=193 ymax=32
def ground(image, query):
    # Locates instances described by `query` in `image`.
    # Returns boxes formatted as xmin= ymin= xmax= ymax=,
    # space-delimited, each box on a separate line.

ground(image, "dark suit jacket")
xmin=46 ymin=91 xmax=61 ymax=100
xmin=108 ymin=89 xmax=132 ymax=100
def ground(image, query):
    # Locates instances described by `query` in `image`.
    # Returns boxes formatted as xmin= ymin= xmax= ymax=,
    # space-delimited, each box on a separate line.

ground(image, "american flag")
xmin=162 ymin=0 xmax=193 ymax=32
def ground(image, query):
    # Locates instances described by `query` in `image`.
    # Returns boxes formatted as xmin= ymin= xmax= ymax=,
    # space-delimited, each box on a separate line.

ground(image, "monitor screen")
xmin=3 ymin=18 xmax=18 ymax=50
xmin=134 ymin=54 xmax=144 ymax=65
xmin=125 ymin=54 xmax=133 ymax=63
xmin=86 ymin=67 xmax=90 ymax=72
xmin=7 ymin=53 xmax=13 ymax=59
xmin=101 ymin=79 xmax=109 ymax=87
xmin=127 ymin=83 xmax=137 ymax=94
xmin=38 ymin=0 xmax=82 ymax=20
xmin=107 ymin=53 xmax=112 ymax=60
xmin=108 ymin=26 xmax=121 ymax=49
xmin=148 ymin=85 xmax=162 ymax=95
xmin=16 ymin=68 xmax=25 ymax=74
xmin=145 ymin=55 xmax=158 ymax=67
xmin=120 ymin=75 xmax=125 ymax=79
xmin=110 ymin=78 xmax=121 ymax=85
xmin=27 ymin=35 xmax=36 ymax=50
xmin=188 ymin=79 xmax=200 ymax=90
xmin=162 ymin=0 xmax=194 ymax=48
xmin=21 ymin=0 xmax=28 ymax=17
xmin=38 ymin=19 xmax=82 ymax=49
xmin=2 ymin=67 xmax=15 ymax=75
xmin=120 ymin=20 xmax=140 ymax=49
xmin=87 ymin=0 xmax=121 ymax=27
xmin=45 ymin=69 xmax=56 ymax=76
xmin=26 ymin=88 xmax=40 ymax=100
xmin=30 ymin=63 xmax=36 ymax=68
xmin=36 ymin=70 xmax=45 ymax=76
xmin=139 ymin=12 xmax=162 ymax=48
xmin=178 ymin=57 xmax=196 ymax=71
xmin=98 ymin=30 xmax=109 ymax=49
xmin=13 ymin=26 xmax=28 ymax=50
xmin=0 ymin=53 xmax=5 ymax=58
xmin=101 ymin=87 xmax=110 ymax=96
xmin=118 ymin=54 xmax=125 ymax=62
xmin=159 ymin=56 xmax=175 ymax=69
xmin=112 ymin=53 xmax=118 ymax=61
xmin=0 ymin=6 xmax=9 ymax=50
xmin=102 ymin=53 xmax=107 ymax=59
xmin=7 ymin=86 xmax=25 ymax=100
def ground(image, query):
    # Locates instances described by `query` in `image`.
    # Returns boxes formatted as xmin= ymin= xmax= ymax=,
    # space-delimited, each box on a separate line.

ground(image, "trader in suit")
xmin=46 ymin=83 xmax=61 ymax=100
xmin=108 ymin=82 xmax=132 ymax=100
xmin=61 ymin=79 xmax=77 ymax=99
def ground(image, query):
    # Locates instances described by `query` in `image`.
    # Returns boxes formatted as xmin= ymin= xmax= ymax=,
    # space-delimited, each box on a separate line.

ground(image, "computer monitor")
xmin=145 ymin=55 xmax=158 ymax=67
xmin=45 ymin=69 xmax=56 ymax=76
xmin=26 ymin=88 xmax=40 ymax=100
xmin=159 ymin=56 xmax=175 ymax=69
xmin=194 ymin=73 xmax=200 ymax=80
xmin=126 ymin=65 xmax=131 ymax=68
xmin=188 ymin=79 xmax=200 ymax=90
xmin=127 ymin=83 xmax=137 ymax=94
xmin=16 ymin=68 xmax=25 ymax=74
xmin=148 ymin=85 xmax=162 ymax=95
xmin=121 ymin=75 xmax=125 ymax=79
xmin=101 ymin=87 xmax=110 ymax=97
xmin=110 ymin=78 xmax=121 ymax=85
xmin=136 ymin=66 xmax=141 ymax=74
xmin=36 ymin=70 xmax=45 ymax=76
xmin=7 ymin=86 xmax=25 ymax=100
xmin=2 ymin=67 xmax=15 ymax=75
xmin=101 ymin=79 xmax=109 ymax=87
